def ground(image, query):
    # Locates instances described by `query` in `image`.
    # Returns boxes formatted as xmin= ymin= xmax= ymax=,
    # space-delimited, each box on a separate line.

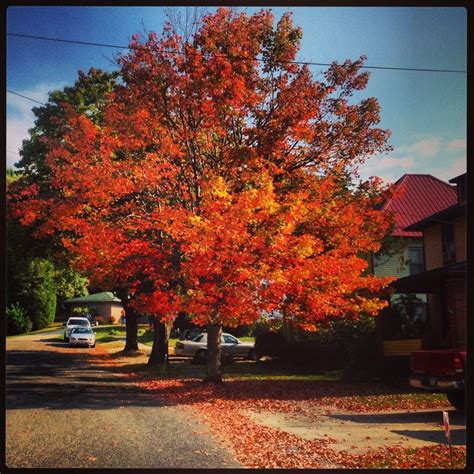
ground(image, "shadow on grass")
xmin=7 ymin=344 xmax=450 ymax=414
xmin=331 ymin=409 xmax=465 ymax=425
xmin=391 ymin=428 xmax=465 ymax=446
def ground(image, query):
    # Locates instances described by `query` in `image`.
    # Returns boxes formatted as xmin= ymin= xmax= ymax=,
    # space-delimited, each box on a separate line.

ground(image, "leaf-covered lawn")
xmin=134 ymin=377 xmax=463 ymax=469
xmin=90 ymin=349 xmax=464 ymax=469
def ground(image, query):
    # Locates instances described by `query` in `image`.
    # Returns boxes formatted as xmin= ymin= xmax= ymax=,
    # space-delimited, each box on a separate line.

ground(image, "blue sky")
xmin=6 ymin=6 xmax=467 ymax=183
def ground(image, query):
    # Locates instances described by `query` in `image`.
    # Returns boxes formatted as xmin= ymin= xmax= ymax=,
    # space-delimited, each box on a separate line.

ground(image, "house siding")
xmin=424 ymin=225 xmax=443 ymax=271
xmin=86 ymin=302 xmax=124 ymax=323
xmin=454 ymin=215 xmax=466 ymax=263
xmin=373 ymin=237 xmax=423 ymax=278
xmin=445 ymin=279 xmax=466 ymax=349
xmin=425 ymin=294 xmax=445 ymax=348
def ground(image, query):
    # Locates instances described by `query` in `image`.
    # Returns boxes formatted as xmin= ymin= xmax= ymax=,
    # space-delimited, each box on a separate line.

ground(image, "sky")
xmin=6 ymin=6 xmax=467 ymax=183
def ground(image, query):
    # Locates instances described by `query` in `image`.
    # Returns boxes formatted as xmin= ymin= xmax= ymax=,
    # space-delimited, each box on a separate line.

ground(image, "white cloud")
xmin=6 ymin=118 xmax=30 ymax=167
xmin=431 ymin=156 xmax=466 ymax=182
xmin=359 ymin=154 xmax=418 ymax=183
xmin=397 ymin=138 xmax=441 ymax=157
xmin=446 ymin=138 xmax=466 ymax=152
xmin=359 ymin=135 xmax=466 ymax=184
xmin=6 ymin=82 xmax=67 ymax=168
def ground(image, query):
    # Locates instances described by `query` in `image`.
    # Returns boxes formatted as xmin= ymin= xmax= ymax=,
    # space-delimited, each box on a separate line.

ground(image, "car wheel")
xmin=194 ymin=349 xmax=207 ymax=365
xmin=248 ymin=349 xmax=258 ymax=361
xmin=446 ymin=391 xmax=465 ymax=411
xmin=64 ymin=337 xmax=69 ymax=342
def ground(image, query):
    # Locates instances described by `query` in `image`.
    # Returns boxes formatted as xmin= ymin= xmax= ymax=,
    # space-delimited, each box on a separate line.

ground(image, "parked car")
xmin=69 ymin=327 xmax=96 ymax=348
xmin=175 ymin=332 xmax=257 ymax=363
xmin=63 ymin=317 xmax=91 ymax=342
xmin=85 ymin=313 xmax=99 ymax=326
xmin=409 ymin=349 xmax=466 ymax=410
xmin=178 ymin=328 xmax=203 ymax=341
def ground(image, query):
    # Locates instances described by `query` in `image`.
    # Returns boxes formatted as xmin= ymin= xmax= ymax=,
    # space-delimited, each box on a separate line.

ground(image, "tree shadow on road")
xmin=6 ymin=347 xmax=451 ymax=415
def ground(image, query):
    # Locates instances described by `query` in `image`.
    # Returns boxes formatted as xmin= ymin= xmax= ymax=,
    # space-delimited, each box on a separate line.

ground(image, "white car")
xmin=174 ymin=332 xmax=257 ymax=363
xmin=63 ymin=317 xmax=91 ymax=342
xmin=69 ymin=327 xmax=96 ymax=348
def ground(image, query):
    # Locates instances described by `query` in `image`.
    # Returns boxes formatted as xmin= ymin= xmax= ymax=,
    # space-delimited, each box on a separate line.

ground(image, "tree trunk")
xmin=114 ymin=287 xmax=140 ymax=353
xmin=124 ymin=307 xmax=139 ymax=352
xmin=204 ymin=322 xmax=223 ymax=383
xmin=148 ymin=318 xmax=172 ymax=365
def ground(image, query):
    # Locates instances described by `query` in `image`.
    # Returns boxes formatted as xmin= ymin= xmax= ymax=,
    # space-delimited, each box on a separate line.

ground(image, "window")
xmin=223 ymin=335 xmax=239 ymax=344
xmin=71 ymin=328 xmax=93 ymax=334
xmin=441 ymin=223 xmax=456 ymax=264
xmin=68 ymin=318 xmax=90 ymax=326
xmin=408 ymin=247 xmax=424 ymax=275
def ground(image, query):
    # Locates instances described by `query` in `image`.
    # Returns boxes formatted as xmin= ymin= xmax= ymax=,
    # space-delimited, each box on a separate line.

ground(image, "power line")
xmin=7 ymin=89 xmax=46 ymax=105
xmin=8 ymin=32 xmax=467 ymax=74
xmin=8 ymin=33 xmax=130 ymax=50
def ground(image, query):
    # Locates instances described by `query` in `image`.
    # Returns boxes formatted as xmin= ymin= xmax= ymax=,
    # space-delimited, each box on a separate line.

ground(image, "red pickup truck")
xmin=409 ymin=349 xmax=466 ymax=410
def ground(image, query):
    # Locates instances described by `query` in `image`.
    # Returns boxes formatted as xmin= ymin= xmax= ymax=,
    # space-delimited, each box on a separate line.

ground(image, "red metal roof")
xmin=382 ymin=174 xmax=457 ymax=237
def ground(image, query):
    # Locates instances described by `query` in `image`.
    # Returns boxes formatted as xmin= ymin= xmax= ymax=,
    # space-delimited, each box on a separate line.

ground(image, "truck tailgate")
xmin=411 ymin=349 xmax=465 ymax=376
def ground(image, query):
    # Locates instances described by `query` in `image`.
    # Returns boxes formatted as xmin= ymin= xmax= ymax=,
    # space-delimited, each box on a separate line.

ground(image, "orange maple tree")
xmin=12 ymin=8 xmax=395 ymax=381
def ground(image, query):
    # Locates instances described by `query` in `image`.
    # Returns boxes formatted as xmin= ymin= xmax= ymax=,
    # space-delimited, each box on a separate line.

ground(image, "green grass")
xmin=75 ymin=324 xmax=255 ymax=348
xmin=238 ymin=336 xmax=256 ymax=343
xmin=6 ymin=322 xmax=64 ymax=339
xmin=134 ymin=356 xmax=343 ymax=382
xmin=91 ymin=325 xmax=181 ymax=348
xmin=136 ymin=330 xmax=179 ymax=348
xmin=221 ymin=360 xmax=342 ymax=380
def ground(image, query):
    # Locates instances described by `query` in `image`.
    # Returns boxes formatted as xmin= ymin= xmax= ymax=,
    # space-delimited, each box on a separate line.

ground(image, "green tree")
xmin=54 ymin=266 xmax=89 ymax=320
xmin=7 ymin=303 xmax=32 ymax=335
xmin=15 ymin=68 xmax=118 ymax=187
xmin=10 ymin=68 xmax=150 ymax=351
xmin=16 ymin=258 xmax=57 ymax=330
xmin=7 ymin=69 xmax=115 ymax=327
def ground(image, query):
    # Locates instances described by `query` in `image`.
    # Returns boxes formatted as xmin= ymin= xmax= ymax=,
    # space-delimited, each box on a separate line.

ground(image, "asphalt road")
xmin=5 ymin=330 xmax=240 ymax=469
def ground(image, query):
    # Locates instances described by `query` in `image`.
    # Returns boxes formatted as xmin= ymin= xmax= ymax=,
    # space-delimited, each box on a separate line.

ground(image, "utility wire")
xmin=8 ymin=32 xmax=467 ymax=74
xmin=7 ymin=89 xmax=46 ymax=105
xmin=6 ymin=89 xmax=467 ymax=229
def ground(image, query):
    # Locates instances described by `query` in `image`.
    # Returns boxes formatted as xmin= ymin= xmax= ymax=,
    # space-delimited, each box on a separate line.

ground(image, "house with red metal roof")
xmin=371 ymin=174 xmax=457 ymax=362
xmin=371 ymin=174 xmax=457 ymax=279
xmin=392 ymin=173 xmax=466 ymax=351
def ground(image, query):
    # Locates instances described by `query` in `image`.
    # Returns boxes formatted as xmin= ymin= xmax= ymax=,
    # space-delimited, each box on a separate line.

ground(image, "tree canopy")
xmin=11 ymin=8 xmax=395 ymax=378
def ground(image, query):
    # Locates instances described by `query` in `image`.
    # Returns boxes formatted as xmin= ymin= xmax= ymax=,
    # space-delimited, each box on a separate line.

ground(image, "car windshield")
xmin=71 ymin=328 xmax=93 ymax=334
xmin=223 ymin=335 xmax=239 ymax=344
xmin=192 ymin=334 xmax=205 ymax=342
xmin=68 ymin=319 xmax=89 ymax=326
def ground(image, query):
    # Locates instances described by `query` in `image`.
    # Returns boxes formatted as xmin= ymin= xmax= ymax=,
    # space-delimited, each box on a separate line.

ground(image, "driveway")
xmin=249 ymin=405 xmax=466 ymax=454
xmin=6 ymin=330 xmax=240 ymax=469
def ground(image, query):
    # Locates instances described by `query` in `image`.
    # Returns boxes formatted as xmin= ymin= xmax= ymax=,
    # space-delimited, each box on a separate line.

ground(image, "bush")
xmin=260 ymin=315 xmax=378 ymax=374
xmin=255 ymin=330 xmax=288 ymax=359
xmin=7 ymin=303 xmax=33 ymax=335
xmin=316 ymin=316 xmax=377 ymax=372
xmin=224 ymin=324 xmax=251 ymax=338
